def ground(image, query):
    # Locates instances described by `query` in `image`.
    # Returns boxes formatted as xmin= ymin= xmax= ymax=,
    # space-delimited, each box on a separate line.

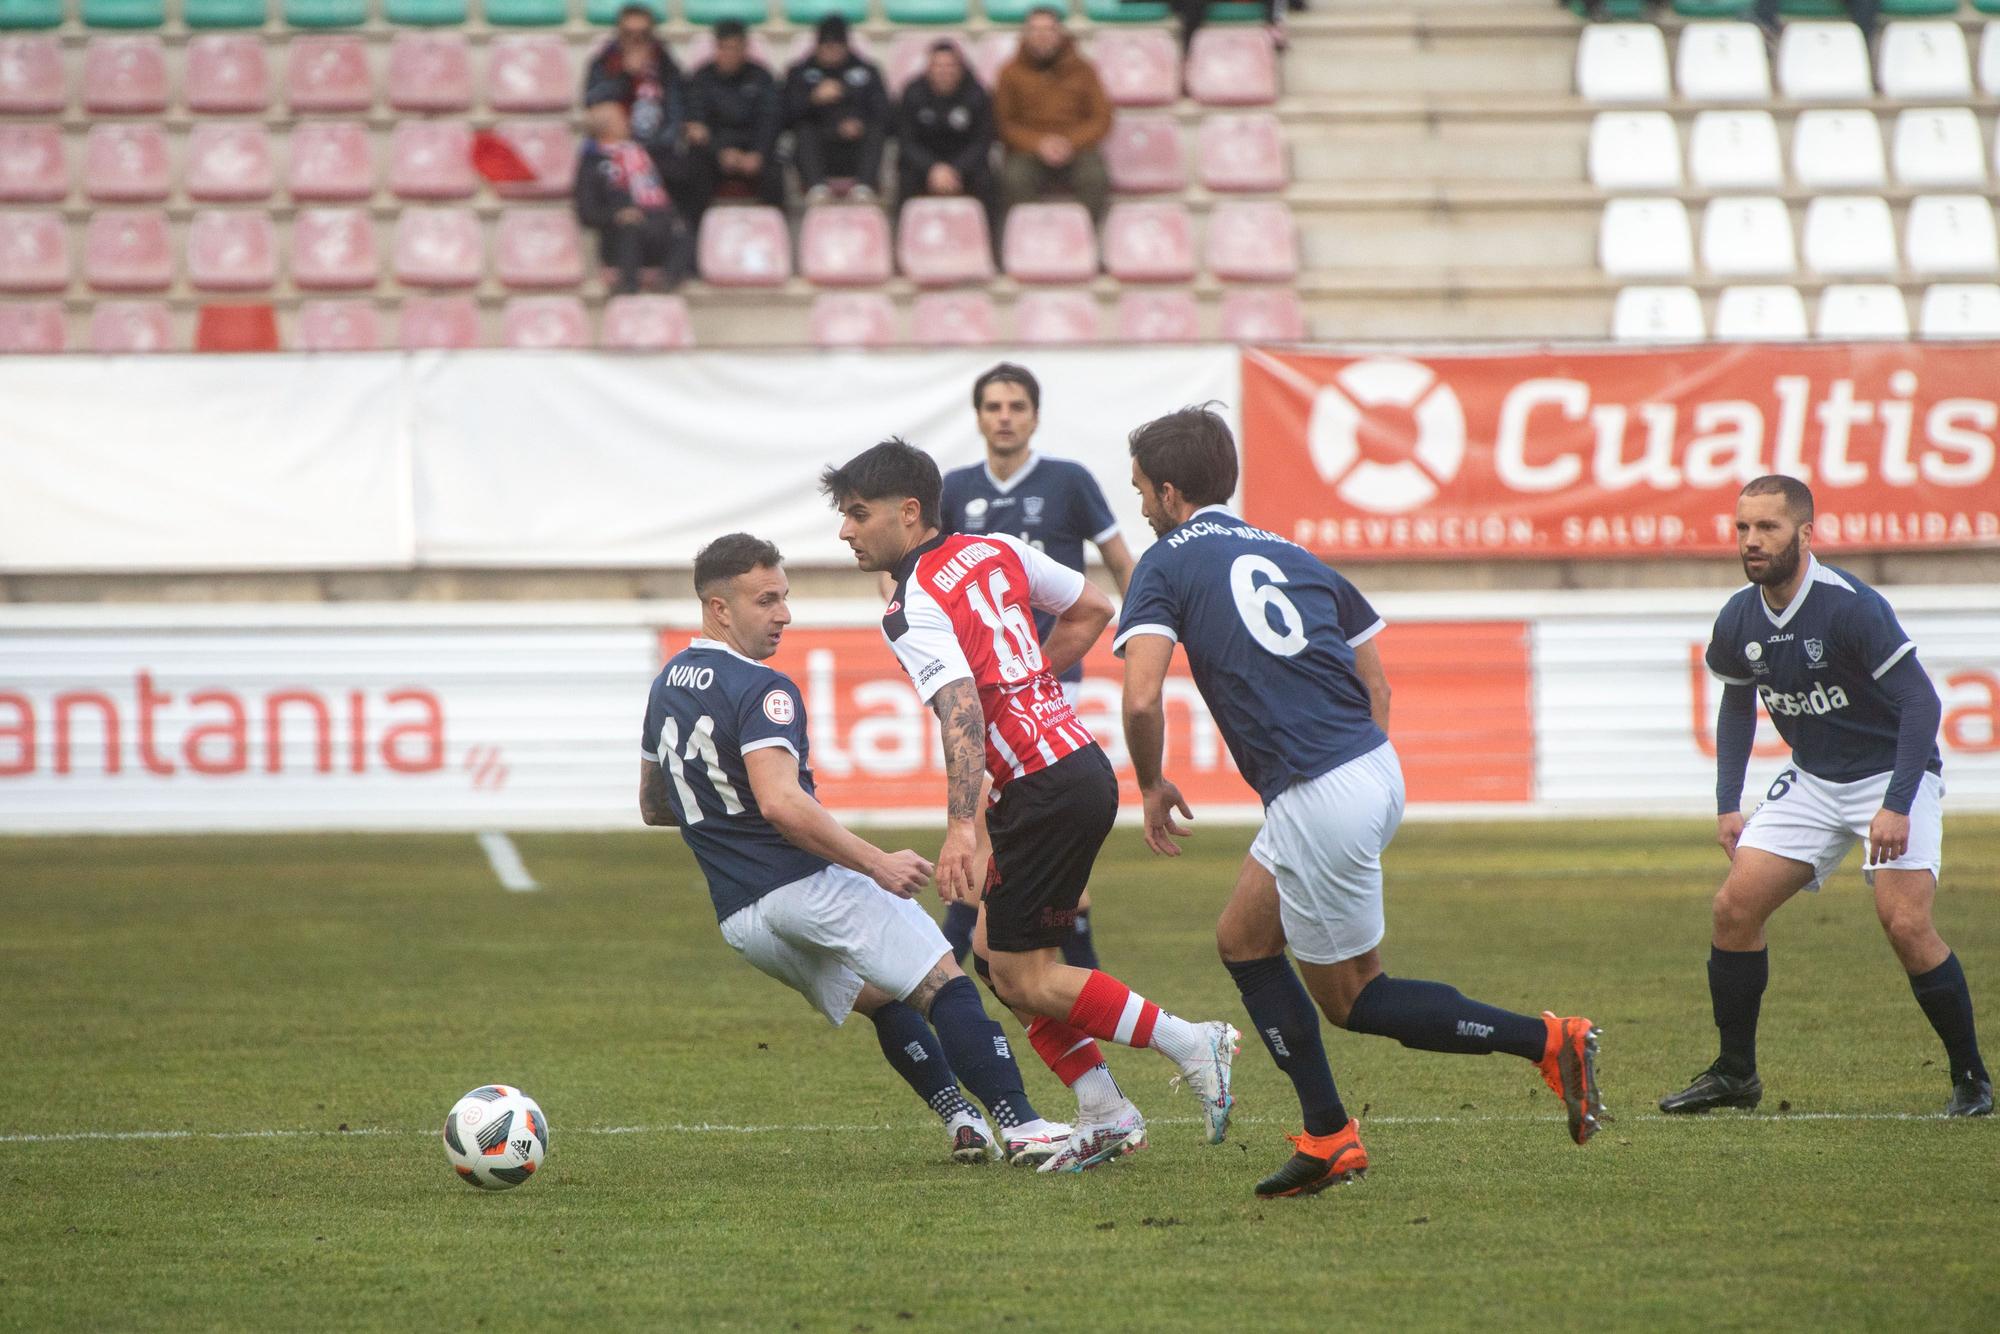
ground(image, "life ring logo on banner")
xmin=1305 ymin=357 xmax=1467 ymax=515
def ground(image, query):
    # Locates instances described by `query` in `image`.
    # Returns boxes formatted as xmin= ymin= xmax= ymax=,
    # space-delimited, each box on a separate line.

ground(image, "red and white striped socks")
xmin=1024 ymin=1016 xmax=1125 ymax=1120
xmin=1064 ymin=970 xmax=1204 ymax=1066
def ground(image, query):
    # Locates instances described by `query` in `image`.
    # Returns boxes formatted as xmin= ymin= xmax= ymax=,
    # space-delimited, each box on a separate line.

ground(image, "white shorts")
xmin=1249 ymin=740 xmax=1405 ymax=966
xmin=1739 ymin=765 xmax=1945 ymax=892
xmin=718 ymin=865 xmax=950 ymax=1025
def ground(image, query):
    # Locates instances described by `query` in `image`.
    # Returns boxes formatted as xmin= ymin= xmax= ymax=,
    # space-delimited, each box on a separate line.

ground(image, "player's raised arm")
xmin=1120 ymin=632 xmax=1192 ymax=857
xmin=742 ymin=748 xmax=932 ymax=896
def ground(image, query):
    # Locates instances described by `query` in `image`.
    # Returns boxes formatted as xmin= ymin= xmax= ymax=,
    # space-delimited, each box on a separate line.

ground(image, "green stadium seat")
xmin=981 ymin=0 xmax=1051 ymax=18
xmin=285 ymin=0 xmax=370 ymax=24
xmin=1083 ymin=0 xmax=1171 ymax=22
xmin=585 ymin=0 xmax=661 ymax=19
xmin=82 ymin=0 xmax=167 ymax=26
xmin=1975 ymin=0 xmax=2000 ymax=13
xmin=784 ymin=0 xmax=869 ymax=22
xmin=1671 ymin=0 xmax=1749 ymax=15
xmin=1203 ymin=2 xmax=1268 ymax=20
xmin=683 ymin=0 xmax=769 ymax=22
xmin=388 ymin=0 xmax=469 ymax=19
xmin=1776 ymin=0 xmax=1843 ymax=14
xmin=1567 ymin=0 xmax=1648 ymax=17
xmin=1878 ymin=0 xmax=1960 ymax=13
xmin=886 ymin=0 xmax=969 ymax=21
xmin=485 ymin=0 xmax=571 ymax=22
xmin=0 ymin=0 xmax=65 ymax=27
xmin=185 ymin=0 xmax=270 ymax=25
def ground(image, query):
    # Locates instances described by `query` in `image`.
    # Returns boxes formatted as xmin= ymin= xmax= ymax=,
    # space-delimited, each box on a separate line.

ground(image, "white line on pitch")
xmin=476 ymin=831 xmax=539 ymax=892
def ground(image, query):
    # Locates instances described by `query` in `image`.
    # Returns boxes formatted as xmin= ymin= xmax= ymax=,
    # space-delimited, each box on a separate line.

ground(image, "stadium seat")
xmin=187 ymin=209 xmax=277 ymax=291
xmin=385 ymin=0 xmax=468 ymax=22
xmin=1906 ymin=194 xmax=2000 ymax=274
xmin=0 ymin=301 xmax=64 ymax=353
xmin=501 ymin=295 xmax=591 ymax=348
xmin=0 ymin=0 xmax=63 ymax=27
xmin=1104 ymin=114 xmax=1187 ymax=194
xmin=387 ymin=33 xmax=473 ymax=113
xmin=287 ymin=35 xmax=374 ymax=113
xmin=1918 ymin=281 xmax=2000 ymax=336
xmin=1206 ymin=200 xmax=1298 ymax=282
xmin=185 ymin=34 xmax=269 ymax=113
xmin=292 ymin=208 xmax=381 ymax=289
xmin=909 ymin=290 xmax=998 ymax=344
xmin=296 ymin=299 xmax=381 ymax=350
xmin=1185 ymin=28 xmax=1278 ymax=106
xmin=1197 ymin=113 xmax=1287 ymax=193
xmin=1892 ymin=108 xmax=1986 ymax=188
xmin=1587 ymin=112 xmax=1682 ymax=190
xmin=285 ymin=0 xmax=369 ymax=27
xmin=885 ymin=0 xmax=969 ymax=26
xmin=84 ymin=209 xmax=172 ymax=291
xmin=1792 ymin=111 xmax=1886 ymax=189
xmin=185 ymin=0 xmax=270 ymax=26
xmin=809 ymin=292 xmax=899 ymax=347
xmin=1014 ymin=290 xmax=1100 ymax=344
xmin=487 ymin=35 xmax=574 ymax=113
xmin=197 ymin=302 xmax=281 ymax=352
xmin=82 ymin=36 xmax=168 ymax=113
xmin=896 ymin=196 xmax=994 ymax=285
xmin=1611 ymin=285 xmax=1706 ymax=342
xmin=785 ymin=0 xmax=867 ymax=25
xmin=82 ymin=124 xmax=170 ymax=203
xmin=800 ymin=203 xmax=894 ymax=286
xmin=1084 ymin=0 xmax=1168 ymax=19
xmin=0 ymin=124 xmax=65 ymax=202
xmin=1575 ymin=24 xmax=1671 ymax=102
xmin=1116 ymin=290 xmax=1201 ymax=342
xmin=1713 ymin=284 xmax=1808 ymax=340
xmin=484 ymin=0 xmax=571 ymax=23
xmin=1776 ymin=22 xmax=1872 ymax=100
xmin=0 ymin=35 xmax=65 ymax=113
xmin=0 ymin=211 xmax=66 ymax=291
xmin=1092 ymin=30 xmax=1178 ymax=108
xmin=185 ymin=123 xmax=274 ymax=201
xmin=972 ymin=31 xmax=1018 ymax=89
xmin=1700 ymin=196 xmax=1796 ymax=277
xmin=979 ymin=0 xmax=1043 ymax=19
xmin=82 ymin=0 xmax=166 ymax=28
xmin=1803 ymin=196 xmax=1897 ymax=275
xmin=682 ymin=0 xmax=768 ymax=22
xmin=1219 ymin=288 xmax=1305 ymax=341
xmin=488 ymin=122 xmax=578 ymax=200
xmin=1674 ymin=21 xmax=1770 ymax=101
xmin=601 ymin=293 xmax=694 ymax=349
xmin=1003 ymin=202 xmax=1097 ymax=283
xmin=398 ymin=296 xmax=481 ymax=349
xmin=88 ymin=300 xmax=174 ymax=352
xmin=1688 ymin=110 xmax=1784 ymax=188
xmin=1598 ymin=198 xmax=1693 ymax=278
xmin=1982 ymin=23 xmax=2000 ymax=96
xmin=884 ymin=31 xmax=972 ymax=97
xmin=1815 ymin=283 xmax=1910 ymax=338
xmin=1879 ymin=20 xmax=1972 ymax=98
xmin=697 ymin=205 xmax=792 ymax=286
xmin=495 ymin=210 xmax=582 ymax=289
xmin=1104 ymin=201 xmax=1196 ymax=283
xmin=288 ymin=123 xmax=376 ymax=201
xmin=389 ymin=122 xmax=478 ymax=200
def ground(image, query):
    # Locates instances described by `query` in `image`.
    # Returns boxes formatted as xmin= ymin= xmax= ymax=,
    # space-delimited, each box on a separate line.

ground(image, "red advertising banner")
xmin=1241 ymin=343 xmax=2000 ymax=560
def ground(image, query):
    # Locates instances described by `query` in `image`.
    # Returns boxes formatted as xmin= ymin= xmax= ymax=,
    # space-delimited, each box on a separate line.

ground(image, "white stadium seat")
xmin=1675 ymin=22 xmax=1771 ymax=102
xmin=1815 ymin=284 xmax=1910 ymax=339
xmin=1918 ymin=282 xmax=2000 ymax=337
xmin=1791 ymin=110 xmax=1886 ymax=190
xmin=1892 ymin=108 xmax=1987 ymax=189
xmin=1777 ymin=22 xmax=1872 ymax=101
xmin=1599 ymin=197 xmax=1693 ymax=277
xmin=1714 ymin=284 xmax=1809 ymax=340
xmin=1701 ymin=196 xmax=1796 ymax=277
xmin=1588 ymin=112 xmax=1682 ymax=189
xmin=1878 ymin=20 xmax=1972 ymax=100
xmin=1802 ymin=195 xmax=1898 ymax=276
xmin=1577 ymin=24 xmax=1670 ymax=103
xmin=1906 ymin=194 xmax=2000 ymax=275
xmin=1981 ymin=22 xmax=2000 ymax=96
xmin=1612 ymin=285 xmax=1705 ymax=342
xmin=1689 ymin=110 xmax=1784 ymax=189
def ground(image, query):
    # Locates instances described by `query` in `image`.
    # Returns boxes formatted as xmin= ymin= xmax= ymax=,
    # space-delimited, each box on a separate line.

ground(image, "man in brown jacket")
xmin=994 ymin=6 xmax=1112 ymax=227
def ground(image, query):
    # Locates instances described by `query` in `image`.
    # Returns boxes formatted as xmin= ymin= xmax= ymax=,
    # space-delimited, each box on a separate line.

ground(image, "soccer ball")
xmin=442 ymin=1085 xmax=549 ymax=1190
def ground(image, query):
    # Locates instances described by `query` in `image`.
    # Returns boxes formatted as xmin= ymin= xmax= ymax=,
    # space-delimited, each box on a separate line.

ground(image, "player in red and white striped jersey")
xmin=822 ymin=438 xmax=1241 ymax=1173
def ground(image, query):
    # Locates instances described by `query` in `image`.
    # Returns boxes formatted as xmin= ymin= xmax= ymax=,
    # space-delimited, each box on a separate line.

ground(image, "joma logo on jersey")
xmin=930 ymin=541 xmax=1004 ymax=593
xmin=667 ymin=664 xmax=716 ymax=690
xmin=1759 ymin=682 xmax=1852 ymax=717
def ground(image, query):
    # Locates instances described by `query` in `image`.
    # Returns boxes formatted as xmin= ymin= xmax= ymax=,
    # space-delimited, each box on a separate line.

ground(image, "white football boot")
xmin=1000 ymin=1118 xmax=1073 ymax=1167
xmin=1036 ymin=1102 xmax=1147 ymax=1173
xmin=1173 ymin=1021 xmax=1241 ymax=1144
xmin=946 ymin=1109 xmax=1000 ymax=1163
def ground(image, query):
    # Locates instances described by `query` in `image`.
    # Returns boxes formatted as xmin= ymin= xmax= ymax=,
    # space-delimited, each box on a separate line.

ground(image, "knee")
xmin=1710 ymin=886 xmax=1761 ymax=941
xmin=1216 ymin=918 xmax=1282 ymax=966
xmin=984 ymin=955 xmax=1030 ymax=1012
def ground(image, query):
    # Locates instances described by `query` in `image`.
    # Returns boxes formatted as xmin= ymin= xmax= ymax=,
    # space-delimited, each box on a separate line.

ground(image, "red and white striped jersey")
xmin=882 ymin=530 xmax=1098 ymax=790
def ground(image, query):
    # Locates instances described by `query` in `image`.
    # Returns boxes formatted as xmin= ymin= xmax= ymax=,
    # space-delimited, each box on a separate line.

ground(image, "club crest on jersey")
xmin=1023 ymin=496 xmax=1044 ymax=523
xmin=762 ymin=690 xmax=795 ymax=724
xmin=1805 ymin=638 xmax=1825 ymax=664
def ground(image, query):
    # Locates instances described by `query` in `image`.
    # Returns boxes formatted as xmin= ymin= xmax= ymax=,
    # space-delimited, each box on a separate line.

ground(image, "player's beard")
xmin=1744 ymin=529 xmax=1804 ymax=586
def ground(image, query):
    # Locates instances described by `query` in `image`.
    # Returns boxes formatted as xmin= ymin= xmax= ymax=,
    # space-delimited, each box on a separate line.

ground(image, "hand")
xmin=1037 ymin=134 xmax=1072 ymax=167
xmin=927 ymin=162 xmax=961 ymax=194
xmin=716 ymin=147 xmax=743 ymax=171
xmin=871 ymin=849 xmax=935 ymax=899
xmin=738 ymin=151 xmax=763 ymax=174
xmin=614 ymin=206 xmax=645 ymax=225
xmin=684 ymin=121 xmax=710 ymax=146
xmin=837 ymin=117 xmax=863 ymax=141
xmin=1141 ymin=780 xmax=1193 ymax=857
xmin=935 ymin=821 xmax=981 ymax=904
xmin=1717 ymin=811 xmax=1745 ymax=859
xmin=812 ymin=79 xmax=844 ymax=106
xmin=1867 ymin=808 xmax=1911 ymax=866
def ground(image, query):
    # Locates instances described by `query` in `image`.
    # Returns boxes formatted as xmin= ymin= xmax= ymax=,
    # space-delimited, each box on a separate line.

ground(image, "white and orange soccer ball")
xmin=442 ymin=1085 xmax=549 ymax=1190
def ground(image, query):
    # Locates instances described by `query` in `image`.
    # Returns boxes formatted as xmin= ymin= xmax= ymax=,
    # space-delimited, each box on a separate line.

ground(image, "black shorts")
xmin=982 ymin=745 xmax=1119 ymax=953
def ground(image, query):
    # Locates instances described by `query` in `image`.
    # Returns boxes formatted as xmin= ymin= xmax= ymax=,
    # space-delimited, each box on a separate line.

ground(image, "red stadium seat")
xmin=83 ymin=36 xmax=169 ymax=115
xmin=885 ymin=32 xmax=973 ymax=97
xmin=188 ymin=210 xmax=277 ymax=291
xmin=83 ymin=124 xmax=170 ymax=203
xmin=697 ymin=205 xmax=793 ymax=286
xmin=1014 ymin=290 xmax=1101 ymax=344
xmin=1206 ymin=200 xmax=1297 ymax=281
xmin=395 ymin=207 xmax=485 ymax=288
xmin=185 ymin=34 xmax=269 ymax=114
xmin=1103 ymin=201 xmax=1195 ymax=282
xmin=487 ymin=35 xmax=573 ymax=113
xmin=0 ymin=125 xmax=66 ymax=203
xmin=810 ymin=292 xmax=899 ymax=347
xmin=501 ymin=295 xmax=591 ymax=348
xmin=85 ymin=209 xmax=172 ymax=291
xmin=1092 ymin=31 xmax=1178 ymax=108
xmin=389 ymin=122 xmax=478 ymax=201
xmin=1103 ymin=114 xmax=1186 ymax=194
xmin=387 ymin=33 xmax=473 ymax=114
xmin=288 ymin=122 xmax=376 ymax=201
xmin=601 ymin=294 xmax=694 ymax=349
xmin=910 ymin=290 xmax=998 ymax=345
xmin=1003 ymin=201 xmax=1097 ymax=283
xmin=296 ymin=299 xmax=381 ymax=351
xmin=0 ymin=301 xmax=64 ymax=353
xmin=398 ymin=296 xmax=481 ymax=349
xmin=1219 ymin=287 xmax=1306 ymax=340
xmin=88 ymin=301 xmax=174 ymax=353
xmin=1185 ymin=28 xmax=1278 ymax=107
xmin=291 ymin=208 xmax=380 ymax=289
xmin=0 ymin=36 xmax=66 ymax=115
xmin=1198 ymin=113 xmax=1287 ymax=192
xmin=185 ymin=123 xmax=274 ymax=201
xmin=287 ymin=36 xmax=374 ymax=114
xmin=972 ymin=32 xmax=1017 ymax=89
xmin=495 ymin=210 xmax=583 ymax=289
xmin=0 ymin=212 xmax=68 ymax=292
xmin=1117 ymin=290 xmax=1201 ymax=342
xmin=800 ymin=203 xmax=893 ymax=286
xmin=896 ymin=196 xmax=994 ymax=286
xmin=489 ymin=122 xmax=577 ymax=200
xmin=195 ymin=304 xmax=280 ymax=353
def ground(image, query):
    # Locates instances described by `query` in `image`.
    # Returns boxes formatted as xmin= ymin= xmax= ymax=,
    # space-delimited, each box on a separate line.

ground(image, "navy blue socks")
xmin=1060 ymin=909 xmax=1101 ymax=970
xmin=927 ymin=976 xmax=1039 ymax=1130
xmin=868 ymin=999 xmax=975 ymax=1125
xmin=1909 ymin=952 xmax=1990 ymax=1085
xmin=941 ymin=901 xmax=978 ymax=964
xmin=1344 ymin=974 xmax=1546 ymax=1062
xmin=1709 ymin=945 xmax=1768 ymax=1078
xmin=1226 ymin=955 xmax=1346 ymax=1134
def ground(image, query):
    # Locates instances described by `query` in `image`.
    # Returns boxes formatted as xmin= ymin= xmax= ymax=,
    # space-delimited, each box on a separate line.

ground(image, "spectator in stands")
xmin=575 ymin=92 xmax=692 ymax=295
xmin=683 ymin=19 xmax=784 ymax=224
xmin=994 ymin=6 xmax=1112 ymax=227
xmin=584 ymin=3 xmax=687 ymax=168
xmin=783 ymin=14 xmax=891 ymax=205
xmin=896 ymin=41 xmax=997 ymax=226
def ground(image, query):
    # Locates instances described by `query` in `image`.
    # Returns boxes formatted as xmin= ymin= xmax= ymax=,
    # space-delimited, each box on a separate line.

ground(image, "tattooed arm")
xmin=931 ymin=678 xmax=987 ymax=904
xmin=638 ymin=760 xmax=678 ymax=827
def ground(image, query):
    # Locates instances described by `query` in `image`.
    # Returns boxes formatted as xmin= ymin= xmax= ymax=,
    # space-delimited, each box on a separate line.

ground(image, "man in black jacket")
xmin=583 ymin=3 xmax=686 ymax=169
xmin=895 ymin=40 xmax=996 ymax=227
xmin=783 ymin=14 xmax=889 ymax=205
xmin=574 ymin=94 xmax=692 ymax=295
xmin=682 ymin=19 xmax=784 ymax=225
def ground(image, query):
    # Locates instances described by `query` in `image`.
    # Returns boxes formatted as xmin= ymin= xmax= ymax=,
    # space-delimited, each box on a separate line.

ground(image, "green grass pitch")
xmin=3 ymin=820 xmax=1996 ymax=1331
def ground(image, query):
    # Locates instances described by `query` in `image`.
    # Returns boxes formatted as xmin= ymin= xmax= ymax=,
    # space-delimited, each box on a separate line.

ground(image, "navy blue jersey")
xmin=941 ymin=453 xmax=1119 ymax=685
xmin=1705 ymin=557 xmax=1941 ymax=785
xmin=1114 ymin=505 xmax=1388 ymax=805
xmin=640 ymin=638 xmax=829 ymax=922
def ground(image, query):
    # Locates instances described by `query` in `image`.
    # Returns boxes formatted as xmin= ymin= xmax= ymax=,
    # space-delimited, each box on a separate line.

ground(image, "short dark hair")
xmin=713 ymin=17 xmax=747 ymax=39
xmin=972 ymin=361 xmax=1040 ymax=412
xmin=693 ymin=532 xmax=782 ymax=598
xmin=1128 ymin=404 xmax=1239 ymax=508
xmin=818 ymin=438 xmax=942 ymax=531
xmin=1740 ymin=474 xmax=1814 ymax=524
xmin=1026 ymin=3 xmax=1064 ymax=20
xmin=616 ymin=2 xmax=655 ymax=21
